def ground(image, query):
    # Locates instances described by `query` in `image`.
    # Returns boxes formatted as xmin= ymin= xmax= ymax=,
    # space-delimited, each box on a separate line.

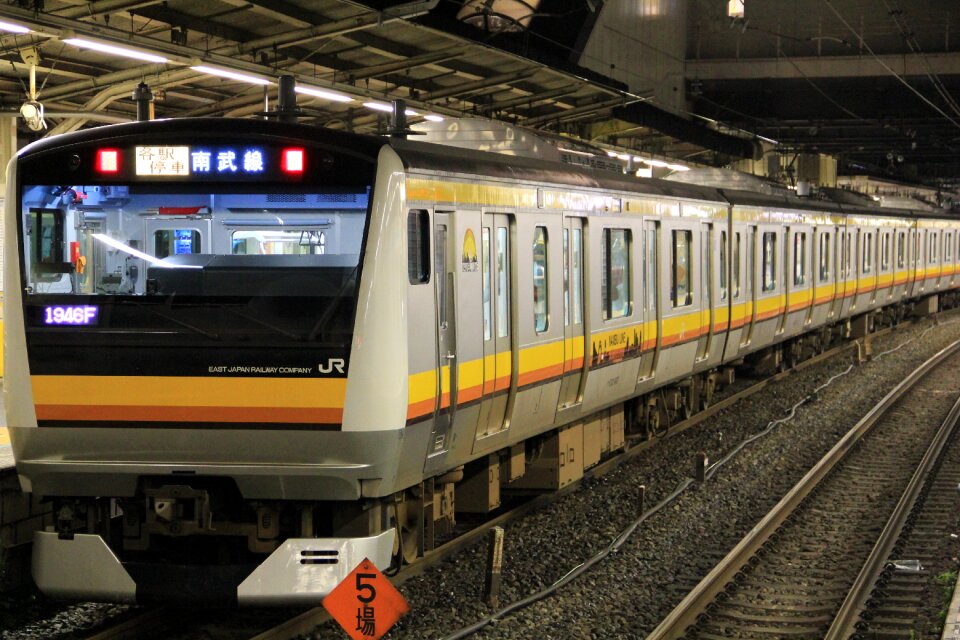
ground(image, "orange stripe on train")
xmin=36 ymin=404 xmax=343 ymax=424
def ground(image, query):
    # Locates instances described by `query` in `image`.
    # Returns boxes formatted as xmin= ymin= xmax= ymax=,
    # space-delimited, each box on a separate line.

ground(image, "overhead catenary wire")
xmin=436 ymin=318 xmax=955 ymax=640
xmin=822 ymin=0 xmax=960 ymax=131
xmin=882 ymin=1 xmax=960 ymax=120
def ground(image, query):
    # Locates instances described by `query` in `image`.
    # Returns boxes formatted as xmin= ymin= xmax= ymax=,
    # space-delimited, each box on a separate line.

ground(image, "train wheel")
xmin=392 ymin=500 xmax=422 ymax=565
xmin=701 ymin=375 xmax=715 ymax=410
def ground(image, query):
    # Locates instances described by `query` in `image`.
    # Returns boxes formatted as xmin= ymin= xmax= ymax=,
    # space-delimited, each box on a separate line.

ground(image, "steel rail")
xmin=248 ymin=319 xmax=937 ymax=640
xmin=824 ymin=378 xmax=960 ymax=638
xmin=644 ymin=336 xmax=960 ymax=640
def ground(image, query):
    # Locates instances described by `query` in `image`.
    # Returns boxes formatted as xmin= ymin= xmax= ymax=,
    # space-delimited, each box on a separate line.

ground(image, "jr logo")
xmin=318 ymin=358 xmax=346 ymax=375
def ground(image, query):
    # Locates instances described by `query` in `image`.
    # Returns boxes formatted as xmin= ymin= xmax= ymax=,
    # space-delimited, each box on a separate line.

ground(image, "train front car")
xmin=5 ymin=119 xmax=408 ymax=605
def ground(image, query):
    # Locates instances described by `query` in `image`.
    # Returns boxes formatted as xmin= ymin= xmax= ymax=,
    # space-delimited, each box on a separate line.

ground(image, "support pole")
xmin=484 ymin=526 xmax=505 ymax=608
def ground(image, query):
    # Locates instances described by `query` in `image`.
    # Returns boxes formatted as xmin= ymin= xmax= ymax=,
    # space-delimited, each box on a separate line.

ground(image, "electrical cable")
xmin=823 ymin=0 xmax=960 ymax=131
xmin=436 ymin=317 xmax=955 ymax=640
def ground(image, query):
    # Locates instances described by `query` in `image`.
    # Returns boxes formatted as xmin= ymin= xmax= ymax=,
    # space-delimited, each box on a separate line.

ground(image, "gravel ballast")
xmin=302 ymin=315 xmax=960 ymax=640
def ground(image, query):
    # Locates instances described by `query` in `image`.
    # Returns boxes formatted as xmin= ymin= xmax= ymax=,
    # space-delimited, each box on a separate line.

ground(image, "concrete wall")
xmin=577 ymin=0 xmax=688 ymax=113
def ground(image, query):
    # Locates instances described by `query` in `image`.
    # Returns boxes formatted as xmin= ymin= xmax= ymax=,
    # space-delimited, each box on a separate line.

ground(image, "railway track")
xmin=68 ymin=317 xmax=950 ymax=640
xmin=646 ymin=338 xmax=960 ymax=640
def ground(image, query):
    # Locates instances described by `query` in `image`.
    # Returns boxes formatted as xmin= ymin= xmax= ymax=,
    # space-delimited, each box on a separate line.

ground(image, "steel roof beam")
xmin=689 ymin=52 xmax=960 ymax=81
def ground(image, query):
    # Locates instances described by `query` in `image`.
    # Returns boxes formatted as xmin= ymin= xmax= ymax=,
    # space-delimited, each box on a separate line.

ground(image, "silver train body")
xmin=6 ymin=119 xmax=959 ymax=605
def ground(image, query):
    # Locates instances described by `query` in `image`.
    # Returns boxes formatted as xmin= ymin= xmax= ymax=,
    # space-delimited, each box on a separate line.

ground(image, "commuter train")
xmin=6 ymin=118 xmax=959 ymax=605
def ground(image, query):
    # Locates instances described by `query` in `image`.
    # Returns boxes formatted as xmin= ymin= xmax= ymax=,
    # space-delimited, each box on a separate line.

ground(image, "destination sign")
xmin=133 ymin=146 xmax=273 ymax=177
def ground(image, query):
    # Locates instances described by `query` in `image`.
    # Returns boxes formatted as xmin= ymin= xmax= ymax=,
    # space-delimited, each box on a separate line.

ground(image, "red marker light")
xmin=281 ymin=147 xmax=305 ymax=174
xmin=96 ymin=148 xmax=120 ymax=173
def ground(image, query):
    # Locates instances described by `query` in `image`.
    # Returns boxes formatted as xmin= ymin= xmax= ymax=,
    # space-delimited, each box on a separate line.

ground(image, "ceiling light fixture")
xmin=0 ymin=20 xmax=30 ymax=34
xmin=667 ymin=163 xmax=690 ymax=171
xmin=191 ymin=65 xmax=272 ymax=85
xmin=363 ymin=102 xmax=417 ymax=115
xmin=63 ymin=38 xmax=168 ymax=63
xmin=642 ymin=158 xmax=669 ymax=168
xmin=424 ymin=114 xmax=444 ymax=122
xmin=294 ymin=86 xmax=353 ymax=103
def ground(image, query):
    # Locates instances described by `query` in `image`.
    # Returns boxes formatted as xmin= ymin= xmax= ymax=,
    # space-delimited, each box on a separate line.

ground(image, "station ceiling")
xmin=0 ymin=0 xmax=958 ymax=187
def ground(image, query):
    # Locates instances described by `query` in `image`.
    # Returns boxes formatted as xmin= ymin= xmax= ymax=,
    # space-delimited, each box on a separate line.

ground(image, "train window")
xmin=563 ymin=229 xmax=570 ymax=327
xmin=573 ymin=229 xmax=583 ymax=325
xmin=231 ymin=230 xmax=325 ymax=256
xmin=863 ymin=232 xmax=873 ymax=273
xmin=819 ymin=232 xmax=830 ymax=282
xmin=602 ymin=228 xmax=632 ymax=319
xmin=930 ymin=233 xmax=938 ymax=262
xmin=154 ymin=230 xmax=201 ymax=259
xmin=720 ymin=230 xmax=728 ymax=301
xmin=846 ymin=232 xmax=853 ymax=277
xmin=881 ymin=233 xmax=890 ymax=270
xmin=646 ymin=227 xmax=657 ymax=311
xmin=533 ymin=226 xmax=549 ymax=333
xmin=946 ymin=233 xmax=953 ymax=262
xmin=733 ymin=232 xmax=741 ymax=298
xmin=482 ymin=228 xmax=492 ymax=340
xmin=435 ymin=225 xmax=447 ymax=327
xmin=762 ymin=232 xmax=776 ymax=292
xmin=793 ymin=232 xmax=807 ymax=286
xmin=671 ymin=229 xmax=693 ymax=307
xmin=407 ymin=210 xmax=430 ymax=285
xmin=496 ymin=227 xmax=510 ymax=338
xmin=897 ymin=232 xmax=906 ymax=269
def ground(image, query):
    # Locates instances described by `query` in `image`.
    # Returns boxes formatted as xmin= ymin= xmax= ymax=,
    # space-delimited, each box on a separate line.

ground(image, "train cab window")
xmin=762 ymin=232 xmax=777 ymax=292
xmin=573 ymin=229 xmax=583 ymax=325
xmin=818 ymin=232 xmax=831 ymax=282
xmin=602 ymin=229 xmax=632 ymax=319
xmin=720 ymin=230 xmax=728 ymax=301
xmin=793 ymin=232 xmax=807 ymax=286
xmin=496 ymin=227 xmax=510 ymax=338
xmin=407 ymin=210 xmax=430 ymax=284
xmin=671 ymin=229 xmax=693 ymax=307
xmin=897 ymin=232 xmax=906 ymax=269
xmin=482 ymin=228 xmax=492 ymax=340
xmin=533 ymin=226 xmax=548 ymax=333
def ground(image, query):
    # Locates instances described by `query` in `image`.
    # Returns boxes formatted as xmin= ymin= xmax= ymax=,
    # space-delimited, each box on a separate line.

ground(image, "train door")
xmin=740 ymin=225 xmax=756 ymax=348
xmin=830 ymin=227 xmax=843 ymax=317
xmin=425 ymin=212 xmax=457 ymax=475
xmin=558 ymin=217 xmax=585 ymax=408
xmin=475 ymin=213 xmax=512 ymax=439
xmin=638 ymin=219 xmax=659 ymax=379
xmin=695 ymin=222 xmax=713 ymax=361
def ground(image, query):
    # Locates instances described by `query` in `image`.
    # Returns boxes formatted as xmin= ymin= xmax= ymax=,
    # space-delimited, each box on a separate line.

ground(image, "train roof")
xmin=15 ymin=118 xmax=956 ymax=222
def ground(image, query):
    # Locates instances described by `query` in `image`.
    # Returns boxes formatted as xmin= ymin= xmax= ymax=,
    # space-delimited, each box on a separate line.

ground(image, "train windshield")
xmin=18 ymin=183 xmax=370 ymax=345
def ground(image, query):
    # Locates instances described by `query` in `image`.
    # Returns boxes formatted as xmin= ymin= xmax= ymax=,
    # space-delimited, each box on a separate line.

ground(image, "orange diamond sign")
xmin=323 ymin=557 xmax=410 ymax=640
